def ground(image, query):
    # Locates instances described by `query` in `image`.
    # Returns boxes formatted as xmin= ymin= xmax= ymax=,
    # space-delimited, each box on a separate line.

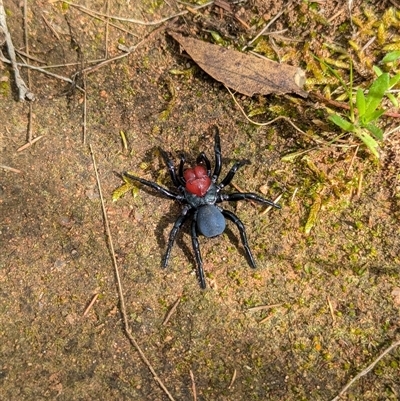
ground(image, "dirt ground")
xmin=1 ymin=0 xmax=400 ymax=400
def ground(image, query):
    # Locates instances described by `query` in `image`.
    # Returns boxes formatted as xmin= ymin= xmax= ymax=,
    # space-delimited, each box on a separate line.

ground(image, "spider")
xmin=123 ymin=126 xmax=281 ymax=289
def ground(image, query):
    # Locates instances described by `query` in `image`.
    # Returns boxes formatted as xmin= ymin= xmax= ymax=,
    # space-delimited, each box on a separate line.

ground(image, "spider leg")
xmin=218 ymin=192 xmax=281 ymax=209
xmin=196 ymin=152 xmax=212 ymax=177
xmin=178 ymin=154 xmax=186 ymax=186
xmin=159 ymin=148 xmax=185 ymax=189
xmin=212 ymin=126 xmax=222 ymax=182
xmin=191 ymin=214 xmax=207 ymax=289
xmin=123 ymin=172 xmax=183 ymax=201
xmin=222 ymin=209 xmax=257 ymax=268
xmin=162 ymin=207 xmax=191 ymax=268
xmin=218 ymin=160 xmax=250 ymax=189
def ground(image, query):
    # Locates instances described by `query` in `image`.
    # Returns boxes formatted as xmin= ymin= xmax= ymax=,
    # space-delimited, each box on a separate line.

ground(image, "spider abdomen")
xmin=197 ymin=205 xmax=226 ymax=238
xmin=184 ymin=165 xmax=211 ymax=196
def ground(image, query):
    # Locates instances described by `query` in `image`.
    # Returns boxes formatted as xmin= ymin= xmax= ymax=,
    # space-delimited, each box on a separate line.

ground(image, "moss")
xmin=0 ymin=80 xmax=11 ymax=97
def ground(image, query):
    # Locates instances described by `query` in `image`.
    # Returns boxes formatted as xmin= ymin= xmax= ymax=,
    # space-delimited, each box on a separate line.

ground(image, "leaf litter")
xmin=170 ymin=31 xmax=308 ymax=98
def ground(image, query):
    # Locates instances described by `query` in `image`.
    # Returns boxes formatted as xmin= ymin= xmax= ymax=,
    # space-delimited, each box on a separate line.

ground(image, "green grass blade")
xmin=381 ymin=51 xmax=400 ymax=63
xmin=372 ymin=65 xmax=383 ymax=76
xmin=355 ymin=129 xmax=380 ymax=159
xmin=365 ymin=123 xmax=383 ymax=140
xmin=356 ymin=88 xmax=366 ymax=116
xmin=361 ymin=109 xmax=385 ymax=124
xmin=386 ymin=93 xmax=398 ymax=108
xmin=329 ymin=114 xmax=355 ymax=132
xmin=388 ymin=73 xmax=400 ymax=89
xmin=364 ymin=73 xmax=390 ymax=115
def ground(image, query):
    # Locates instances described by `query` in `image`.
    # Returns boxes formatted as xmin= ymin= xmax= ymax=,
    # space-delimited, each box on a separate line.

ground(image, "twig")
xmin=312 ymin=92 xmax=400 ymax=118
xmin=228 ymin=368 xmax=237 ymax=389
xmin=327 ymin=296 xmax=336 ymax=324
xmin=62 ymin=0 xmax=214 ymax=26
xmin=247 ymin=303 xmax=283 ymax=312
xmin=346 ymin=145 xmax=359 ymax=178
xmin=258 ymin=314 xmax=274 ymax=324
xmin=162 ymin=296 xmax=181 ymax=326
xmin=23 ymin=0 xmax=33 ymax=142
xmin=230 ymin=182 xmax=257 ymax=207
xmin=0 ymin=54 xmax=83 ymax=88
xmin=83 ymin=293 xmax=99 ymax=317
xmin=16 ymin=135 xmax=44 ymax=152
xmin=90 ymin=145 xmax=176 ymax=401
xmin=0 ymin=164 xmax=22 ymax=173
xmin=356 ymin=171 xmax=363 ymax=198
xmin=104 ymin=0 xmax=110 ymax=59
xmin=0 ymin=0 xmax=34 ymax=100
xmin=41 ymin=14 xmax=61 ymax=40
xmin=330 ymin=339 xmax=400 ymax=401
xmin=189 ymin=369 xmax=197 ymax=401
xmin=82 ymin=73 xmax=87 ymax=145
xmin=66 ymin=4 xmax=139 ymax=38
xmin=224 ymin=85 xmax=324 ymax=143
xmin=260 ymin=193 xmax=283 ymax=215
xmin=242 ymin=3 xmax=291 ymax=50
xmin=290 ymin=187 xmax=298 ymax=203
xmin=79 ymin=24 xmax=166 ymax=76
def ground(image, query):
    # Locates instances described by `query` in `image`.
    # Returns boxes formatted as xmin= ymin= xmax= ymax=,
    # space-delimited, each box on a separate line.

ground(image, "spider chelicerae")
xmin=123 ymin=126 xmax=280 ymax=288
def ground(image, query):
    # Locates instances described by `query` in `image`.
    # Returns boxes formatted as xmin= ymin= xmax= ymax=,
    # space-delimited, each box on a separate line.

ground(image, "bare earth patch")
xmin=1 ymin=1 xmax=399 ymax=400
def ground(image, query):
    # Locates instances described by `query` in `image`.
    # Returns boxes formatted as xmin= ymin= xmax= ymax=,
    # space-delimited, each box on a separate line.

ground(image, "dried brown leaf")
xmin=170 ymin=32 xmax=308 ymax=98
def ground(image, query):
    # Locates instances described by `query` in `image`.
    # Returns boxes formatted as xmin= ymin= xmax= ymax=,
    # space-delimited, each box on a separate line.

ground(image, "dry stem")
xmin=0 ymin=0 xmax=34 ymax=100
xmin=90 ymin=145 xmax=176 ymax=401
xmin=331 ymin=339 xmax=400 ymax=401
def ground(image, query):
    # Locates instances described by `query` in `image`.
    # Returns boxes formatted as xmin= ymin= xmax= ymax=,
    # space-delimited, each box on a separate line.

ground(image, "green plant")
xmin=328 ymin=52 xmax=400 ymax=159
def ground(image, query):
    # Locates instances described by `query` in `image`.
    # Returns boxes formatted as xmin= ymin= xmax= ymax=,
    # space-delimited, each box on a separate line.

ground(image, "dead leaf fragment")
xmin=170 ymin=32 xmax=308 ymax=98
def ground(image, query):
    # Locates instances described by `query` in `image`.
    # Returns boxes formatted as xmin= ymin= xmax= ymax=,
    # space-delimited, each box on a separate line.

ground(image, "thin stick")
xmin=0 ymin=54 xmax=83 ymax=88
xmin=224 ymin=85 xmax=323 ymax=142
xmin=23 ymin=0 xmax=33 ymax=142
xmin=104 ymin=0 xmax=110 ymax=59
xmin=189 ymin=370 xmax=197 ymax=401
xmin=83 ymin=293 xmax=99 ymax=317
xmin=90 ymin=145 xmax=176 ymax=401
xmin=82 ymin=73 xmax=87 ymax=145
xmin=356 ymin=172 xmax=363 ymax=198
xmin=242 ymin=5 xmax=290 ymax=50
xmin=16 ymin=135 xmax=44 ymax=152
xmin=247 ymin=303 xmax=283 ymax=312
xmin=228 ymin=368 xmax=237 ymax=389
xmin=225 ymin=85 xmax=363 ymax=151
xmin=258 ymin=314 xmax=274 ymax=324
xmin=290 ymin=187 xmax=298 ymax=203
xmin=63 ymin=0 xmax=214 ymax=26
xmin=67 ymin=5 xmax=139 ymax=38
xmin=0 ymin=0 xmax=34 ymax=100
xmin=0 ymin=164 xmax=22 ymax=173
xmin=230 ymin=182 xmax=257 ymax=207
xmin=260 ymin=193 xmax=283 ymax=215
xmin=346 ymin=145 xmax=359 ymax=178
xmin=330 ymin=339 xmax=400 ymax=401
xmin=162 ymin=297 xmax=181 ymax=326
xmin=327 ymin=296 xmax=336 ymax=324
xmin=78 ymin=24 xmax=166 ymax=76
xmin=312 ymin=92 xmax=400 ymax=118
xmin=42 ymin=14 xmax=61 ymax=40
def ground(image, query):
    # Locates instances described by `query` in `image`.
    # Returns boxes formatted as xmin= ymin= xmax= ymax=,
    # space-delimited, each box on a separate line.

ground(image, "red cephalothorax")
xmin=183 ymin=165 xmax=211 ymax=196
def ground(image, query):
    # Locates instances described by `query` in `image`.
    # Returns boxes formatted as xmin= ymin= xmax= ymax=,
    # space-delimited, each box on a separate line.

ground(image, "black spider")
xmin=123 ymin=126 xmax=281 ymax=289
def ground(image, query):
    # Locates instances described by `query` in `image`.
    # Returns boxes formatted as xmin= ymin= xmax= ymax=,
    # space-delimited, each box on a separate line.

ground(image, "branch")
xmin=0 ymin=0 xmax=34 ymax=100
xmin=331 ymin=339 xmax=400 ymax=401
